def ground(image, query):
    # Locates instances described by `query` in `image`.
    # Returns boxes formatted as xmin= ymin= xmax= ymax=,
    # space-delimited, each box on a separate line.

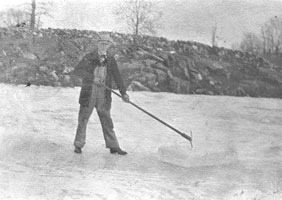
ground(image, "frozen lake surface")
xmin=0 ymin=84 xmax=281 ymax=200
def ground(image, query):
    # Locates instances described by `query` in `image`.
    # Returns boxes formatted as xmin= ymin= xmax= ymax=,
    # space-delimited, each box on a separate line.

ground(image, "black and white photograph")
xmin=0 ymin=0 xmax=282 ymax=199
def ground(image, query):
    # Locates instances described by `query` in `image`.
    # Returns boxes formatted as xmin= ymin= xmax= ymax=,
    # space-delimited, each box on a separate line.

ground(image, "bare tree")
xmin=236 ymin=16 xmax=282 ymax=57
xmin=260 ymin=16 xmax=282 ymax=55
xmin=17 ymin=0 xmax=53 ymax=31
xmin=30 ymin=0 xmax=36 ymax=31
xmin=260 ymin=26 xmax=267 ymax=55
xmin=114 ymin=0 xmax=162 ymax=37
xmin=19 ymin=0 xmax=53 ymax=45
xmin=211 ymin=21 xmax=218 ymax=47
xmin=0 ymin=8 xmax=29 ymax=28
xmin=240 ymin=32 xmax=262 ymax=54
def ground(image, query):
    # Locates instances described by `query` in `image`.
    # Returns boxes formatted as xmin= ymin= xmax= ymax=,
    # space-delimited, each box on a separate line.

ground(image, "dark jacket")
xmin=73 ymin=49 xmax=127 ymax=107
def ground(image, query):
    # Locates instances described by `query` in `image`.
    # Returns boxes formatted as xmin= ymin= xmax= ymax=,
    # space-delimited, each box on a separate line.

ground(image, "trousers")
xmin=74 ymin=85 xmax=119 ymax=149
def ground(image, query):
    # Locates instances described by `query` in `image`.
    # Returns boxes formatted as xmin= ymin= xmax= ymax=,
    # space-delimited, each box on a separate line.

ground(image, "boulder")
xmin=132 ymin=74 xmax=147 ymax=83
xmin=28 ymin=76 xmax=35 ymax=82
xmin=169 ymin=76 xmax=190 ymax=94
xmin=195 ymin=88 xmax=214 ymax=95
xmin=50 ymin=70 xmax=59 ymax=81
xmin=154 ymin=68 xmax=168 ymax=84
xmin=236 ymin=87 xmax=247 ymax=96
xmin=22 ymin=52 xmax=37 ymax=60
xmin=209 ymin=62 xmax=224 ymax=71
xmin=142 ymin=66 xmax=155 ymax=74
xmin=144 ymin=72 xmax=157 ymax=88
xmin=61 ymin=75 xmax=72 ymax=86
xmin=119 ymin=60 xmax=145 ymax=72
xmin=0 ymin=49 xmax=7 ymax=56
xmin=127 ymin=81 xmax=151 ymax=91
xmin=54 ymin=81 xmax=61 ymax=87
xmin=39 ymin=65 xmax=49 ymax=73
xmin=13 ymin=63 xmax=28 ymax=69
xmin=157 ymin=52 xmax=169 ymax=63
xmin=63 ymin=75 xmax=71 ymax=82
xmin=143 ymin=59 xmax=156 ymax=67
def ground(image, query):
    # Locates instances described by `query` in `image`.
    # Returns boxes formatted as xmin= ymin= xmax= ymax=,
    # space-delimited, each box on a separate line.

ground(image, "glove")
xmin=122 ymin=94 xmax=130 ymax=103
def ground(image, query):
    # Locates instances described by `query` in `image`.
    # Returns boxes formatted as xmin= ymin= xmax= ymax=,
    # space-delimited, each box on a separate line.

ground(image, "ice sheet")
xmin=0 ymin=84 xmax=281 ymax=200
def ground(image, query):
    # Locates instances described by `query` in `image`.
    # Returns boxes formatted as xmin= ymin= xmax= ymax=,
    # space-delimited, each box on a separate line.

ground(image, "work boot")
xmin=110 ymin=147 xmax=127 ymax=155
xmin=74 ymin=146 xmax=82 ymax=154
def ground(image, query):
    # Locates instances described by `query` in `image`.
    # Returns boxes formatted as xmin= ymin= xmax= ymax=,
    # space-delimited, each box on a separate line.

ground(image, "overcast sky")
xmin=1 ymin=0 xmax=282 ymax=48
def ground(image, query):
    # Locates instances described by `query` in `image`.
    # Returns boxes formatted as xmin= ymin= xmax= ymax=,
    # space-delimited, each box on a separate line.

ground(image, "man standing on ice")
xmin=72 ymin=33 xmax=129 ymax=155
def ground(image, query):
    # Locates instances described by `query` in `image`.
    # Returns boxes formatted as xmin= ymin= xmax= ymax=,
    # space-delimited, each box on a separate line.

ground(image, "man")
xmin=73 ymin=33 xmax=129 ymax=155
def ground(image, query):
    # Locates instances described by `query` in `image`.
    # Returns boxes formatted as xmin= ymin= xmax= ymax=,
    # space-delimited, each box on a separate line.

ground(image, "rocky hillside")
xmin=0 ymin=27 xmax=282 ymax=98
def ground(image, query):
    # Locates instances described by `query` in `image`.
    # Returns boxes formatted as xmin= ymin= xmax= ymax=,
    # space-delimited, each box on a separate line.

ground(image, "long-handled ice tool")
xmin=101 ymin=84 xmax=193 ymax=148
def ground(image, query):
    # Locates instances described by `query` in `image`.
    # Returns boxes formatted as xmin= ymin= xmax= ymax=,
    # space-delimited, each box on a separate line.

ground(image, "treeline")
xmin=0 ymin=0 xmax=53 ymax=31
xmin=236 ymin=16 xmax=282 ymax=56
xmin=0 ymin=0 xmax=161 ymax=41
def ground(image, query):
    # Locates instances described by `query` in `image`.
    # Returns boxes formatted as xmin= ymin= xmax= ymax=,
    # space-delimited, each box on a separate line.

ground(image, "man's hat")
xmin=98 ymin=33 xmax=114 ymax=44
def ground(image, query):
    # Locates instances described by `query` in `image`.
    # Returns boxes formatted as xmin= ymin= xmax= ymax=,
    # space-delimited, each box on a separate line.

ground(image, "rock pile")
xmin=0 ymin=27 xmax=281 ymax=98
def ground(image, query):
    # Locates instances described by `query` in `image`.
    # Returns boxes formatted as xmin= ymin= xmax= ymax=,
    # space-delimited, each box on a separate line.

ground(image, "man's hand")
xmin=94 ymin=79 xmax=103 ymax=87
xmin=122 ymin=94 xmax=130 ymax=103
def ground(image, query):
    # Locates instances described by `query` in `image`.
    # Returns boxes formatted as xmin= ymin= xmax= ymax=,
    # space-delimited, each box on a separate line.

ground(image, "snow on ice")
xmin=0 ymin=84 xmax=282 ymax=200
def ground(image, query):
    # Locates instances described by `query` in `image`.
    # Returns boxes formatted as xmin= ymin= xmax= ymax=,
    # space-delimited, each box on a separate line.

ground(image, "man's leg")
xmin=96 ymin=108 xmax=119 ymax=149
xmin=96 ymin=97 xmax=119 ymax=148
xmin=96 ymin=98 xmax=127 ymax=155
xmin=74 ymin=103 xmax=95 ymax=149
